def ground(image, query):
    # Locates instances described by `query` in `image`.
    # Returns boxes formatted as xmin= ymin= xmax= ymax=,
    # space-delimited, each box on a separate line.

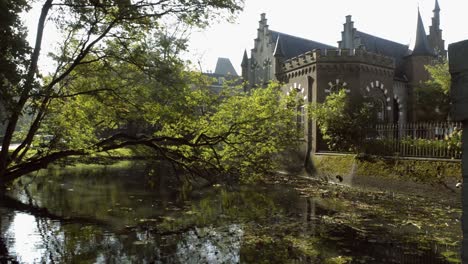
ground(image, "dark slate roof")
xmin=273 ymin=35 xmax=285 ymax=57
xmin=270 ymin=30 xmax=335 ymax=59
xmin=355 ymin=30 xmax=410 ymax=77
xmin=411 ymin=10 xmax=435 ymax=56
xmin=214 ymin=58 xmax=238 ymax=76
xmin=356 ymin=31 xmax=410 ymax=60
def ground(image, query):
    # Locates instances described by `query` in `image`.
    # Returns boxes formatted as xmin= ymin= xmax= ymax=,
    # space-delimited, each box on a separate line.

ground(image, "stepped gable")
xmin=214 ymin=57 xmax=238 ymax=76
xmin=269 ymin=30 xmax=335 ymax=59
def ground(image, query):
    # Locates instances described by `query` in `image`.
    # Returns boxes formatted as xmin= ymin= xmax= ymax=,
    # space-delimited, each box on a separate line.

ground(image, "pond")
xmin=0 ymin=161 xmax=461 ymax=263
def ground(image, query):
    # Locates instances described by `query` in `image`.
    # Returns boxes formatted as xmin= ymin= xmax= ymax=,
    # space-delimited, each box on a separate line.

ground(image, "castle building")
xmin=204 ymin=57 xmax=240 ymax=93
xmin=241 ymin=0 xmax=446 ymax=154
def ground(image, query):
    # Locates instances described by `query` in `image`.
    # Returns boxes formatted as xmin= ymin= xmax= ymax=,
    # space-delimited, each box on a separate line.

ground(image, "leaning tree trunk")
xmin=0 ymin=0 xmax=53 ymax=180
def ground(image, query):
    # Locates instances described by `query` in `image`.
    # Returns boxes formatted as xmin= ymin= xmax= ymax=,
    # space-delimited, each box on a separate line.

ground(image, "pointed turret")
xmin=273 ymin=36 xmax=286 ymax=81
xmin=412 ymin=9 xmax=434 ymax=56
xmin=241 ymin=50 xmax=249 ymax=84
xmin=241 ymin=50 xmax=249 ymax=67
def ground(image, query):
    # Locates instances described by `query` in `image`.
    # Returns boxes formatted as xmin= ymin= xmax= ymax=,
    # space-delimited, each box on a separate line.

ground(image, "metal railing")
xmin=364 ymin=122 xmax=463 ymax=159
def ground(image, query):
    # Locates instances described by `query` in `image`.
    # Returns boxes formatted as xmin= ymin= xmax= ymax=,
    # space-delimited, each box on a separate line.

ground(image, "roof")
xmin=411 ymin=10 xmax=435 ymax=56
xmin=434 ymin=0 xmax=440 ymax=11
xmin=355 ymin=30 xmax=410 ymax=77
xmin=355 ymin=31 xmax=410 ymax=60
xmin=214 ymin=58 xmax=238 ymax=76
xmin=241 ymin=50 xmax=249 ymax=67
xmin=270 ymin=30 xmax=335 ymax=59
xmin=273 ymin=35 xmax=285 ymax=57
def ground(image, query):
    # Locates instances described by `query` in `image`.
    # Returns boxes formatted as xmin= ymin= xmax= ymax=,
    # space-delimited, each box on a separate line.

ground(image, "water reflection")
xmin=0 ymin=161 xmax=460 ymax=263
xmin=4 ymin=213 xmax=45 ymax=263
xmin=176 ymin=224 xmax=243 ymax=264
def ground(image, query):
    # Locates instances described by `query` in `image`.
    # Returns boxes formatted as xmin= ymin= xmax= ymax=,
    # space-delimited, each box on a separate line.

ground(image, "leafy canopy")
xmin=0 ymin=0 xmax=258 ymax=184
xmin=309 ymin=90 xmax=376 ymax=153
xmin=415 ymin=61 xmax=450 ymax=121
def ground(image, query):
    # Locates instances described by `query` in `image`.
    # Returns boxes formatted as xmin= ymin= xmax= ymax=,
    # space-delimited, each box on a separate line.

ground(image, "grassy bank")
xmin=312 ymin=154 xmax=461 ymax=184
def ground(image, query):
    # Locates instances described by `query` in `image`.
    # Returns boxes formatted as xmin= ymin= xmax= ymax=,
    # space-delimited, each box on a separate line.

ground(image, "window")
xmin=297 ymin=105 xmax=306 ymax=130
xmin=375 ymin=99 xmax=385 ymax=122
xmin=218 ymin=77 xmax=225 ymax=85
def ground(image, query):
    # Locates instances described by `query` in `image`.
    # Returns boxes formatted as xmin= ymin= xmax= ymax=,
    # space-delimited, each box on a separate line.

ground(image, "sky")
xmin=188 ymin=0 xmax=468 ymax=75
xmin=23 ymin=0 xmax=468 ymax=75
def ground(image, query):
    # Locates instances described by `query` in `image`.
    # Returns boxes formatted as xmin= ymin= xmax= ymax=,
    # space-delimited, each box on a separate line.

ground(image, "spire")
xmin=434 ymin=0 xmax=440 ymax=11
xmin=241 ymin=50 xmax=249 ymax=67
xmin=428 ymin=0 xmax=446 ymax=58
xmin=412 ymin=9 xmax=434 ymax=56
xmin=273 ymin=35 xmax=285 ymax=58
xmin=260 ymin=13 xmax=267 ymax=25
xmin=432 ymin=0 xmax=440 ymax=28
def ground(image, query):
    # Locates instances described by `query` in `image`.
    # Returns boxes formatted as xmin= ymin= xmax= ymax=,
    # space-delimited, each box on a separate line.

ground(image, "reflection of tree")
xmin=0 ymin=212 xmax=18 ymax=264
xmin=0 ymin=195 xmax=109 ymax=228
xmin=176 ymin=225 xmax=243 ymax=263
xmin=155 ymin=187 xmax=286 ymax=232
xmin=35 ymin=217 xmax=64 ymax=263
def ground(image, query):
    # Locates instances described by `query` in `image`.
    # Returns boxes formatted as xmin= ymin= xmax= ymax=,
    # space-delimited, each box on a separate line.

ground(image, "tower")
xmin=427 ymin=0 xmax=447 ymax=59
xmin=241 ymin=50 xmax=249 ymax=81
xmin=405 ymin=8 xmax=436 ymax=122
xmin=273 ymin=36 xmax=285 ymax=81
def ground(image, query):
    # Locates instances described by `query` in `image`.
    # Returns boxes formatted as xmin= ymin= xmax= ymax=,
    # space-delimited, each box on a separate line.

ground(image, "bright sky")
xmin=24 ymin=0 xmax=468 ymax=75
xmin=188 ymin=0 xmax=468 ymax=75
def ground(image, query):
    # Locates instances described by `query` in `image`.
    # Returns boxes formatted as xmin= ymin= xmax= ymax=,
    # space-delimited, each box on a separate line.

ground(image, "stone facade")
xmin=241 ymin=0 xmax=446 ymax=155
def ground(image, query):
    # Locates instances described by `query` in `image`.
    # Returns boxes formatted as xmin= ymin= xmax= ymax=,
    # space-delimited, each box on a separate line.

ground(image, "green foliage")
xmin=151 ymin=82 xmax=299 ymax=181
xmin=38 ymin=35 xmax=298 ymax=181
xmin=0 ymin=0 xmax=246 ymax=182
xmin=416 ymin=61 xmax=450 ymax=121
xmin=312 ymin=154 xmax=461 ymax=184
xmin=425 ymin=61 xmax=450 ymax=95
xmin=0 ymin=0 xmax=31 ymax=123
xmin=312 ymin=155 xmax=356 ymax=177
xmin=398 ymin=129 xmax=462 ymax=160
xmin=309 ymin=90 xmax=376 ymax=152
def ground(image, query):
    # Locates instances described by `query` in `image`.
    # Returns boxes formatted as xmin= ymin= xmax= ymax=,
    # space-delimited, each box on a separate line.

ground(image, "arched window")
xmin=375 ymin=99 xmax=385 ymax=122
xmin=363 ymin=81 xmax=392 ymax=123
xmin=325 ymin=79 xmax=350 ymax=95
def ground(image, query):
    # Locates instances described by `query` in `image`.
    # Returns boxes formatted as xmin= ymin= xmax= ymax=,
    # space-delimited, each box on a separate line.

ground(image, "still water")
xmin=0 ymin=161 xmax=460 ymax=263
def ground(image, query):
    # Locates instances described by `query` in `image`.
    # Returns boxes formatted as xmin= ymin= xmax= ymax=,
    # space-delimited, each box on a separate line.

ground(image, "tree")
xmin=309 ymin=90 xmax=376 ymax=153
xmin=0 ymin=0 xmax=31 ymax=135
xmin=415 ymin=61 xmax=451 ymax=121
xmin=0 ymin=0 xmax=248 ymax=186
xmin=426 ymin=60 xmax=450 ymax=94
xmin=0 ymin=0 xmax=299 ymax=186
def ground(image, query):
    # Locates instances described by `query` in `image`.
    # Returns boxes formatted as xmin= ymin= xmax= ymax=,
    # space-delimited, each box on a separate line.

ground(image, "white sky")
xmin=188 ymin=0 xmax=468 ymax=75
xmin=23 ymin=0 xmax=468 ymax=76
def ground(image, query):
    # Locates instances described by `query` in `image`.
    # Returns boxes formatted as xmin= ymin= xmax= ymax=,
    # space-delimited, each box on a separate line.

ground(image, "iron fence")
xmin=364 ymin=122 xmax=463 ymax=159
